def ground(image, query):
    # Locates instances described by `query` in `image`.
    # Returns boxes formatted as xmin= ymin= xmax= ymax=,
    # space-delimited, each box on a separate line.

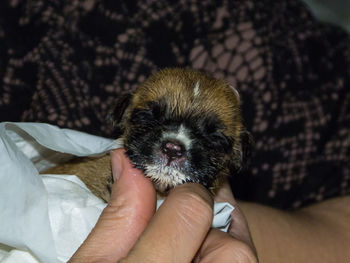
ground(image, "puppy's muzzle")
xmin=160 ymin=139 xmax=186 ymax=166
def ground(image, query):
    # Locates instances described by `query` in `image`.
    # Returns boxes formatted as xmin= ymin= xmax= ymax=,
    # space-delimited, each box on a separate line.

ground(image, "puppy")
xmin=45 ymin=68 xmax=252 ymax=201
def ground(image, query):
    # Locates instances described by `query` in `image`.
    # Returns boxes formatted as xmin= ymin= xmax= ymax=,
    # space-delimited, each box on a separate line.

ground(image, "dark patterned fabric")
xmin=1 ymin=0 xmax=349 ymax=209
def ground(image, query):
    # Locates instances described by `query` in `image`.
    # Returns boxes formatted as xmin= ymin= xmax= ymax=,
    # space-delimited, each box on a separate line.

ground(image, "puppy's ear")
xmin=106 ymin=93 xmax=132 ymax=127
xmin=229 ymin=85 xmax=240 ymax=101
xmin=240 ymin=130 xmax=254 ymax=170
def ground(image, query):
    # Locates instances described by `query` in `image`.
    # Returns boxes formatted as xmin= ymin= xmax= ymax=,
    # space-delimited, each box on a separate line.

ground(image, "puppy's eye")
xmin=210 ymin=131 xmax=232 ymax=154
xmin=130 ymin=108 xmax=155 ymax=124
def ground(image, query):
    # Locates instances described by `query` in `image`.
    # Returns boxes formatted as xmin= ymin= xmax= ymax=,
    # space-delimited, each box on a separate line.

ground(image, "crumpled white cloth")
xmin=0 ymin=122 xmax=234 ymax=263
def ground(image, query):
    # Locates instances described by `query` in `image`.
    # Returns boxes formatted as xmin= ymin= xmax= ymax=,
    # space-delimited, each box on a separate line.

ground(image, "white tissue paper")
xmin=0 ymin=122 xmax=234 ymax=263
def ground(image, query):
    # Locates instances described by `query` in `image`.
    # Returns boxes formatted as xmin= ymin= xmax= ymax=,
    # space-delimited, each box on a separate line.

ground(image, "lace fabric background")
xmin=0 ymin=0 xmax=349 ymax=209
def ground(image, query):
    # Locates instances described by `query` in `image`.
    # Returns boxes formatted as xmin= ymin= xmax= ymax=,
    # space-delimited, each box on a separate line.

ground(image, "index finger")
xmin=122 ymin=183 xmax=214 ymax=262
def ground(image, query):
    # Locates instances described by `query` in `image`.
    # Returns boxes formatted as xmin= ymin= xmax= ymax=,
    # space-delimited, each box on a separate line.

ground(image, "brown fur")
xmin=42 ymin=68 xmax=250 ymax=201
xmin=43 ymin=155 xmax=113 ymax=202
xmin=125 ymin=68 xmax=242 ymax=139
xmin=121 ymin=68 xmax=245 ymax=170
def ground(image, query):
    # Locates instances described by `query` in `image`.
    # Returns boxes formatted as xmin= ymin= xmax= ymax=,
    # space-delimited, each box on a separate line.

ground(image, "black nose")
xmin=162 ymin=140 xmax=185 ymax=159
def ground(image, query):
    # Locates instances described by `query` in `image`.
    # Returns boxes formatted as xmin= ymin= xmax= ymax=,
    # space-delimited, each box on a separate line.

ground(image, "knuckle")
xmin=102 ymin=196 xmax=138 ymax=223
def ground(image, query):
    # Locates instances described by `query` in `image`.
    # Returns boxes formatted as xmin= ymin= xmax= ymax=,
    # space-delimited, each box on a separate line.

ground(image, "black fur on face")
xmin=109 ymin=68 xmax=253 ymax=193
xmin=122 ymin=98 xmax=234 ymax=192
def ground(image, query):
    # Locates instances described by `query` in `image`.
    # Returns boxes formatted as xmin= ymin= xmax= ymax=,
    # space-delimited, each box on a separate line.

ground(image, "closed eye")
xmin=210 ymin=131 xmax=233 ymax=154
xmin=130 ymin=108 xmax=155 ymax=125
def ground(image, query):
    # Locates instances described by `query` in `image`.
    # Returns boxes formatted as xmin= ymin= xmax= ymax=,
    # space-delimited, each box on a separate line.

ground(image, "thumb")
xmin=69 ymin=149 xmax=156 ymax=262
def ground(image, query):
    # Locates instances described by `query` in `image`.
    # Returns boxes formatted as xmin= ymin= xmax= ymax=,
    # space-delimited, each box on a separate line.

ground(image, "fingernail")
xmin=111 ymin=150 xmax=123 ymax=180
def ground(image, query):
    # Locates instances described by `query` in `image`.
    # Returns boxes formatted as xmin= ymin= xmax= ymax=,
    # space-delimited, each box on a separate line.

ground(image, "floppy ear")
xmin=106 ymin=93 xmax=132 ymax=128
xmin=228 ymin=84 xmax=253 ymax=168
xmin=239 ymin=130 xmax=254 ymax=170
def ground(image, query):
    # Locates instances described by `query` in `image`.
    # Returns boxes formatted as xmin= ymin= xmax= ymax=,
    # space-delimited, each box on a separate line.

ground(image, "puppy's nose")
xmin=162 ymin=140 xmax=184 ymax=159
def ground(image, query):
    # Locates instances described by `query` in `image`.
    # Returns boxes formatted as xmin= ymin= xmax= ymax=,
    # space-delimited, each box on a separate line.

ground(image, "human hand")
xmin=69 ymin=149 xmax=258 ymax=262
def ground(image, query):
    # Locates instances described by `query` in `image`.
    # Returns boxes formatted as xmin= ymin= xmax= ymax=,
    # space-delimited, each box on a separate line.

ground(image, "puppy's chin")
xmin=144 ymin=165 xmax=190 ymax=193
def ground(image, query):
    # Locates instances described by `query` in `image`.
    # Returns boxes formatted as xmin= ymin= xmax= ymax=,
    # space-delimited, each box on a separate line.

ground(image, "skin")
xmin=69 ymin=149 xmax=258 ymax=263
xmin=69 ymin=148 xmax=350 ymax=262
xmin=240 ymin=196 xmax=350 ymax=262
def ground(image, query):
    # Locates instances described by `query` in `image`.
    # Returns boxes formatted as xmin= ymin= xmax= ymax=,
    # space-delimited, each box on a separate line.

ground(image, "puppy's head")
xmin=111 ymin=68 xmax=252 ymax=193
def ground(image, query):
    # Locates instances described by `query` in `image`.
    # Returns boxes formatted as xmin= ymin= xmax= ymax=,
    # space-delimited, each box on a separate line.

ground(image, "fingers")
xmin=122 ymin=183 xmax=214 ymax=263
xmin=69 ymin=149 xmax=156 ymax=263
xmin=69 ymin=152 xmax=257 ymax=263
xmin=194 ymin=228 xmax=258 ymax=263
